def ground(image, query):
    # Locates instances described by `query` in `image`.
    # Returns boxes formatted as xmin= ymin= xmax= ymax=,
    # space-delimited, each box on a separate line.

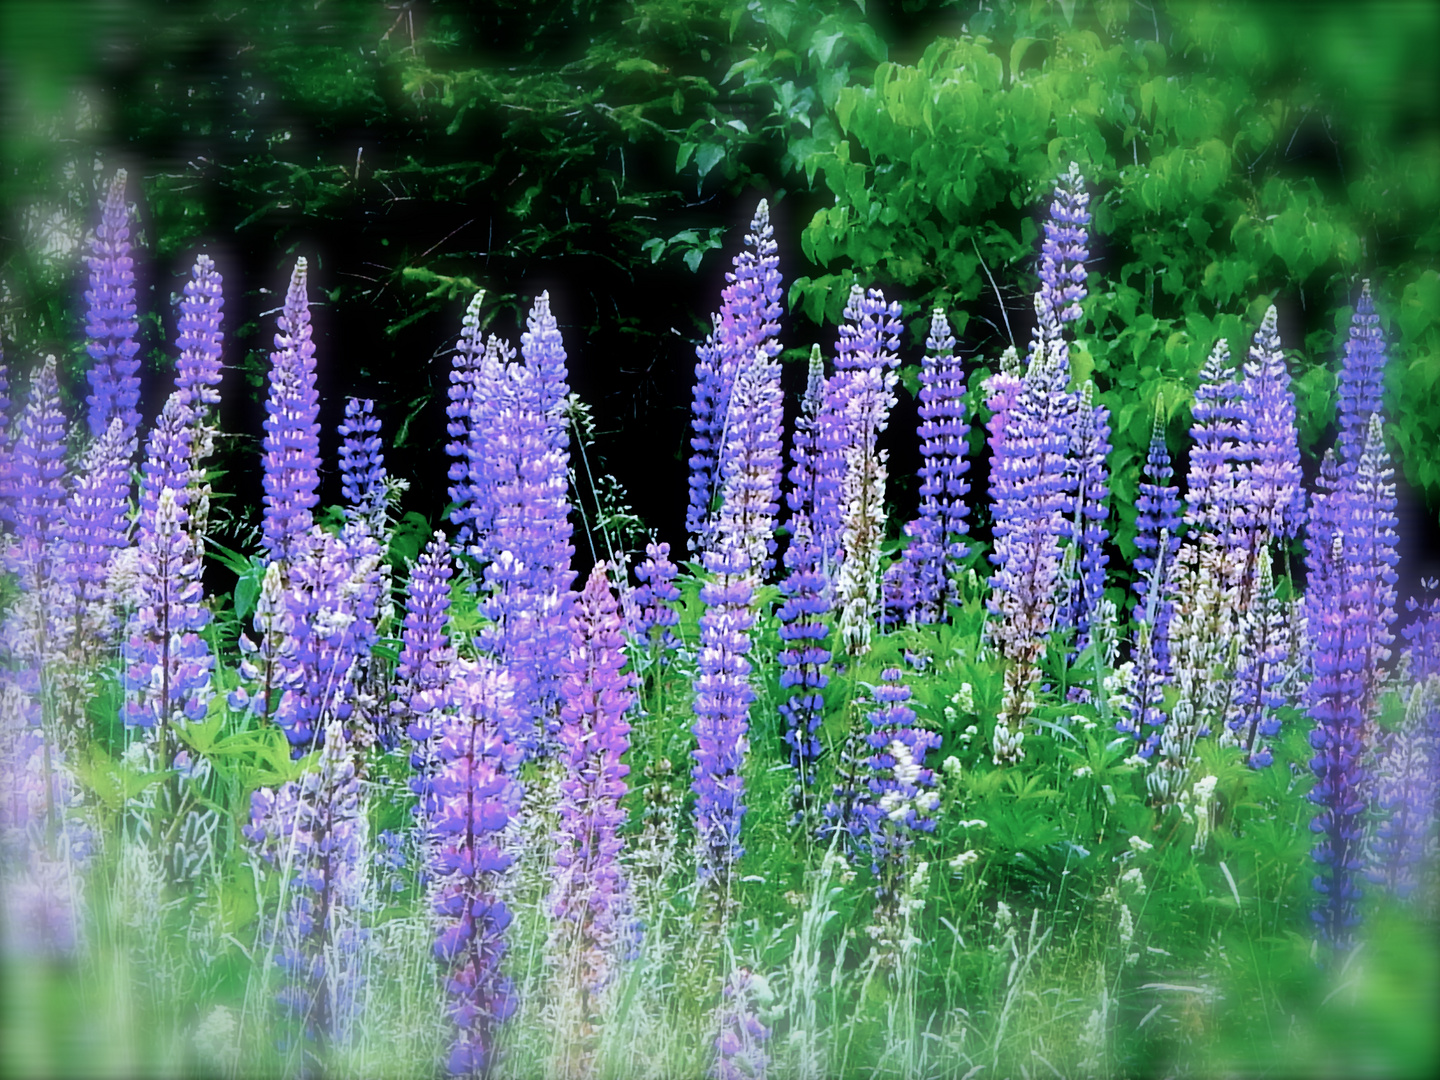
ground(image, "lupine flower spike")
xmin=425 ymin=659 xmax=524 ymax=1077
xmin=688 ymin=199 xmax=782 ymax=553
xmin=830 ymin=286 xmax=902 ymax=655
xmin=261 ymin=258 xmax=321 ymax=569
xmin=549 ymin=564 xmax=636 ymax=1071
xmin=1336 ymin=281 xmax=1386 ymax=472
xmin=692 ymin=345 xmax=783 ymax=895
xmin=245 ymin=718 xmax=366 ymax=1059
xmin=84 ymin=169 xmax=141 ymax=442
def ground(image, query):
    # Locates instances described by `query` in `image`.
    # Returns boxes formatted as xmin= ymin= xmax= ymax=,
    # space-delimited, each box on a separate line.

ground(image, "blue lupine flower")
xmin=84 ymin=170 xmax=141 ymax=442
xmin=688 ymin=200 xmax=782 ymax=553
xmin=261 ymin=258 xmax=321 ymax=568
xmin=550 ymin=564 xmax=636 ymax=1002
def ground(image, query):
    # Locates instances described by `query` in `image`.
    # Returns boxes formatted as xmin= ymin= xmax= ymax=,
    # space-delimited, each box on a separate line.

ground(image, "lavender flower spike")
xmin=0 ymin=354 xmax=13 ymax=525
xmin=713 ymin=967 xmax=772 ymax=1080
xmin=1336 ymin=281 xmax=1386 ymax=472
xmin=1038 ymin=162 xmax=1091 ymax=330
xmin=429 ymin=659 xmax=524 ymax=1078
xmin=338 ymin=396 xmax=387 ymax=532
xmin=260 ymin=258 xmax=321 ymax=568
xmin=84 ymin=169 xmax=141 ymax=441
xmin=687 ymin=199 xmax=783 ymax=552
xmin=174 ymin=253 xmax=225 ymax=414
xmin=550 ymin=564 xmax=636 ymax=1050
xmin=57 ymin=415 xmax=134 ymax=654
xmin=1133 ymin=401 xmax=1180 ymax=665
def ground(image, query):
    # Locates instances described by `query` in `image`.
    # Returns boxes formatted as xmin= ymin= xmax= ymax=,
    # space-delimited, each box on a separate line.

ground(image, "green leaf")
xmin=695 ymin=142 xmax=724 ymax=178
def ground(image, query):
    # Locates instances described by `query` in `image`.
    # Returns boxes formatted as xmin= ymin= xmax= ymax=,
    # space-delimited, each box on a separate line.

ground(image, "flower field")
xmin=0 ymin=138 xmax=1437 ymax=1080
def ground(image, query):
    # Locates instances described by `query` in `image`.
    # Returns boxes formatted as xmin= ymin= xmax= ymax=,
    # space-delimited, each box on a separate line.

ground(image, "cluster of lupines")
xmin=447 ymin=290 xmax=576 ymax=755
xmin=8 ymin=157 xmax=1440 ymax=1080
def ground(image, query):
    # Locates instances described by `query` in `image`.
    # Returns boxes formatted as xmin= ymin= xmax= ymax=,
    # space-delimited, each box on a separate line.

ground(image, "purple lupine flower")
xmin=550 ymin=564 xmax=635 ymax=1005
xmin=173 ymin=253 xmax=225 ymax=415
xmin=687 ymin=200 xmax=783 ymax=553
xmin=712 ymin=967 xmax=772 ymax=1080
xmin=5 ymin=355 xmax=68 ymax=587
xmin=1302 ymin=416 xmax=1395 ymax=952
xmin=1305 ymin=522 xmax=1369 ymax=953
xmin=1228 ymin=549 xmax=1289 ymax=768
xmin=56 ymin=415 xmax=133 ymax=653
xmin=427 ymin=659 xmax=524 ymax=1078
xmin=1037 ymin=162 xmax=1090 ymax=330
xmin=124 ymin=393 xmax=212 ymax=741
xmin=1404 ymin=581 xmax=1440 ymax=683
xmin=917 ymin=307 xmax=972 ymax=591
xmin=785 ymin=345 xmax=826 ymax=528
xmin=1366 ymin=682 xmax=1437 ymax=901
xmin=1133 ymin=403 xmax=1181 ymax=666
xmin=777 ymin=516 xmax=829 ymax=822
xmin=122 ymin=483 xmax=213 ymax=738
xmin=859 ymin=668 xmax=941 ymax=906
xmin=338 ymin=397 xmax=386 ymax=530
xmin=260 ymin=258 xmax=321 ymax=568
xmin=1236 ymin=306 xmax=1304 ymax=554
xmin=0 ymin=354 xmax=13 ymax=526
xmin=2 ymin=355 xmax=70 ymax=698
xmin=777 ymin=349 xmax=830 ymax=819
xmin=521 ymin=289 xmax=571 ymax=451
xmin=884 ymin=307 xmax=970 ymax=630
xmin=83 ymin=170 xmax=141 ymax=442
xmin=1119 ymin=526 xmax=1173 ymax=757
xmin=473 ymin=322 xmax=576 ymax=755
xmin=630 ymin=540 xmax=681 ymax=656
xmin=1346 ymin=413 xmax=1400 ymax=724
xmin=982 ymin=346 xmax=1023 ymax=464
xmin=447 ymin=291 xmax=495 ymax=552
xmin=712 ymin=346 xmax=785 ymax=579
xmin=987 ymin=327 xmax=1076 ymax=763
xmin=398 ymin=532 xmax=456 ymax=820
xmin=690 ymin=343 xmax=782 ymax=890
xmin=246 ymin=718 xmax=366 ymax=1055
xmin=1336 ymin=281 xmax=1386 ymax=472
xmin=232 ymin=560 xmax=295 ymax=722
xmin=691 ymin=536 xmax=757 ymax=892
xmin=816 ymin=285 xmax=903 ymax=586
xmin=273 ymin=526 xmax=383 ymax=753
xmin=687 ymin=318 xmax=727 ymax=550
xmin=1184 ymin=339 xmax=1245 ymax=538
xmin=0 ymin=691 xmax=92 ymax=958
xmin=1063 ymin=382 xmax=1111 ymax=656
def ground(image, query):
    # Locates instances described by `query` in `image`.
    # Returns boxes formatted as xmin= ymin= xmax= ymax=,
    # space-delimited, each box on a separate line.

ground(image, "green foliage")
xmin=790 ymin=0 xmax=1440 ymax=534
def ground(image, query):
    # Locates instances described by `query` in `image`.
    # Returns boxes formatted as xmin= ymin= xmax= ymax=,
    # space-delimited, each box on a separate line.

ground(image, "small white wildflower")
xmin=1127 ymin=835 xmax=1153 ymax=854
xmin=958 ymin=818 xmax=989 ymax=829
xmin=1118 ymin=903 xmax=1135 ymax=953
xmin=1122 ymin=754 xmax=1149 ymax=768
xmin=949 ymin=849 xmax=980 ymax=876
xmin=942 ymin=755 xmax=963 ymax=777
xmin=1119 ymin=867 xmax=1146 ymax=895
xmin=1073 ymin=764 xmax=1094 ymax=778
xmin=954 ymin=682 xmax=975 ymax=713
